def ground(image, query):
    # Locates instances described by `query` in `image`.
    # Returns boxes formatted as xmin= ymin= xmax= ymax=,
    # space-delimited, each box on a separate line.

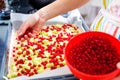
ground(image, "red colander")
xmin=65 ymin=31 xmax=120 ymax=80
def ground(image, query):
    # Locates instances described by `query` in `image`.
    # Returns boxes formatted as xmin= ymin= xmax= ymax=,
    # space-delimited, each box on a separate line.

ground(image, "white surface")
xmin=5 ymin=9 xmax=84 ymax=80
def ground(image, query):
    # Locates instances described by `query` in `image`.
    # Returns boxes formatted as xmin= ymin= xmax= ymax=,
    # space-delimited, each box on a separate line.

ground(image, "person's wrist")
xmin=32 ymin=13 xmax=40 ymax=22
xmin=35 ymin=10 xmax=47 ymax=23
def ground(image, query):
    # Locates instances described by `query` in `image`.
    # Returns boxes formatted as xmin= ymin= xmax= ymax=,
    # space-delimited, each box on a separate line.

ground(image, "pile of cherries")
xmin=68 ymin=35 xmax=120 ymax=75
xmin=10 ymin=24 xmax=80 ymax=77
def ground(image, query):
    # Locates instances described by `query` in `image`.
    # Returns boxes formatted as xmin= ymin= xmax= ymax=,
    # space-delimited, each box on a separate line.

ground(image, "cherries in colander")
xmin=66 ymin=32 xmax=120 ymax=75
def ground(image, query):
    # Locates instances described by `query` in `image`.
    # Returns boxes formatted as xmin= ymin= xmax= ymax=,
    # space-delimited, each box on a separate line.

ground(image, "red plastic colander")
xmin=65 ymin=31 xmax=120 ymax=80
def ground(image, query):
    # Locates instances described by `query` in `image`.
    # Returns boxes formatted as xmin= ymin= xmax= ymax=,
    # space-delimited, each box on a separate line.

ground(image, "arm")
xmin=37 ymin=0 xmax=89 ymax=21
xmin=17 ymin=0 xmax=89 ymax=37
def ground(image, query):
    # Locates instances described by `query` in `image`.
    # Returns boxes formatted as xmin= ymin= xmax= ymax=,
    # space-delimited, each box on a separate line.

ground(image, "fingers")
xmin=28 ymin=32 xmax=33 ymax=37
xmin=18 ymin=31 xmax=33 ymax=41
xmin=24 ymin=34 xmax=29 ymax=39
xmin=116 ymin=62 xmax=120 ymax=69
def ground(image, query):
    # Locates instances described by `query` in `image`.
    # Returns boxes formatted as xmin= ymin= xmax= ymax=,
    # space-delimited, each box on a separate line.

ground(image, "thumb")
xmin=116 ymin=62 xmax=120 ymax=69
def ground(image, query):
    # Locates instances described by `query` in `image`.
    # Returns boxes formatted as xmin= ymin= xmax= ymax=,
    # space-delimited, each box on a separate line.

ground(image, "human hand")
xmin=113 ymin=62 xmax=120 ymax=80
xmin=17 ymin=12 xmax=46 ymax=39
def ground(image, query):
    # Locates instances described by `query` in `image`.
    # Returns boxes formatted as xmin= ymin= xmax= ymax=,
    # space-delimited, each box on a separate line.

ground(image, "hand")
xmin=117 ymin=62 xmax=120 ymax=69
xmin=113 ymin=62 xmax=120 ymax=80
xmin=17 ymin=12 xmax=46 ymax=38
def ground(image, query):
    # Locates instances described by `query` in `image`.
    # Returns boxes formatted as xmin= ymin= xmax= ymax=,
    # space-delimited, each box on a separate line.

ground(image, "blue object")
xmin=0 ymin=24 xmax=11 ymax=80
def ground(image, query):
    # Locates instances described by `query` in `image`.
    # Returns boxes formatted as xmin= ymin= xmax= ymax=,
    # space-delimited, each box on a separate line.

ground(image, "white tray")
xmin=4 ymin=9 xmax=88 ymax=80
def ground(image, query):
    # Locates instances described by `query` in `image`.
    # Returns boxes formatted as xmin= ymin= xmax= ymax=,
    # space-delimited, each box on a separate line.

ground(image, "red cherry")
xmin=28 ymin=62 xmax=32 ymax=66
xmin=14 ymin=58 xmax=17 ymax=62
xmin=33 ymin=69 xmax=37 ymax=74
xmin=25 ymin=68 xmax=30 ymax=73
xmin=51 ymin=66 xmax=56 ymax=70
xmin=23 ymin=55 xmax=26 ymax=57
xmin=17 ymin=42 xmax=20 ymax=44
xmin=17 ymin=52 xmax=22 ymax=55
xmin=59 ymin=64 xmax=64 ymax=67
xmin=12 ymin=54 xmax=15 ymax=57
xmin=41 ymin=61 xmax=47 ymax=66
xmin=27 ymin=56 xmax=32 ymax=60
xmin=16 ymin=38 xmax=18 ymax=40
xmin=33 ymin=65 xmax=36 ymax=68
xmin=15 ymin=47 xmax=18 ymax=50
xmin=21 ymin=70 xmax=25 ymax=74
xmin=17 ymin=68 xmax=19 ymax=71
xmin=29 ymin=72 xmax=34 ymax=76
xmin=17 ymin=73 xmax=21 ymax=76
xmin=26 ymin=50 xmax=30 ymax=55
xmin=38 ymin=64 xmax=41 ymax=67
xmin=17 ymin=59 xmax=24 ymax=64
xmin=19 ymin=65 xmax=22 ymax=68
